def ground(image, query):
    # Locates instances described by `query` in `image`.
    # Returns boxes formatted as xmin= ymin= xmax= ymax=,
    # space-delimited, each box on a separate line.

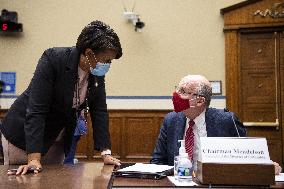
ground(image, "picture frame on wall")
xmin=210 ymin=80 xmax=222 ymax=95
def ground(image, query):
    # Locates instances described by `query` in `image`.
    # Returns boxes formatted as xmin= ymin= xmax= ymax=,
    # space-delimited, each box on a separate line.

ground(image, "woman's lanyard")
xmin=75 ymin=76 xmax=89 ymax=120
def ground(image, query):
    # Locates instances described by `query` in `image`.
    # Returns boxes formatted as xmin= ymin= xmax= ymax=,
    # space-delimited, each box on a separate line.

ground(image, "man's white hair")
xmin=177 ymin=74 xmax=212 ymax=107
xmin=178 ymin=75 xmax=211 ymax=89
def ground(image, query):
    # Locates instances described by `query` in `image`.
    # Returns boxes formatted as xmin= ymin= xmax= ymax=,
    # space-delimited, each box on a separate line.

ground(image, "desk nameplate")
xmin=197 ymin=161 xmax=275 ymax=186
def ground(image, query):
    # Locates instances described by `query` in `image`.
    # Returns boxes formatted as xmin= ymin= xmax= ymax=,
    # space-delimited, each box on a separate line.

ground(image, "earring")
xmin=85 ymin=55 xmax=92 ymax=68
xmin=92 ymin=52 xmax=99 ymax=63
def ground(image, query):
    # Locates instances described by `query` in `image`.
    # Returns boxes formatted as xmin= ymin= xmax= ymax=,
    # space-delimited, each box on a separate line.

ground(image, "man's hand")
xmin=273 ymin=162 xmax=282 ymax=175
xmin=102 ymin=155 xmax=121 ymax=166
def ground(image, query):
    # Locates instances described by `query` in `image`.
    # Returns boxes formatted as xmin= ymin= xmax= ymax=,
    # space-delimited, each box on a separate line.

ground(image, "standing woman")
xmin=0 ymin=20 xmax=122 ymax=174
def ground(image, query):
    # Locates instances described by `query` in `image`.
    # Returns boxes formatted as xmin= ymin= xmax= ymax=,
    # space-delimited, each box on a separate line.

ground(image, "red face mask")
xmin=172 ymin=92 xmax=190 ymax=112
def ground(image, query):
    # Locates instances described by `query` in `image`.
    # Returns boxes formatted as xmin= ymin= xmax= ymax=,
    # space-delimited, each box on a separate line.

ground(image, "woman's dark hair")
xmin=76 ymin=20 xmax=122 ymax=59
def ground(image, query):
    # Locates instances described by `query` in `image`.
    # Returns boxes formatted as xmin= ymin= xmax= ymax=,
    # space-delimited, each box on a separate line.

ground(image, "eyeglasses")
xmin=177 ymin=88 xmax=204 ymax=99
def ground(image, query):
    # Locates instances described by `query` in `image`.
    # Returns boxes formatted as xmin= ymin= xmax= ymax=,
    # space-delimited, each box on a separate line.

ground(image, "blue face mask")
xmin=90 ymin=62 xmax=110 ymax=76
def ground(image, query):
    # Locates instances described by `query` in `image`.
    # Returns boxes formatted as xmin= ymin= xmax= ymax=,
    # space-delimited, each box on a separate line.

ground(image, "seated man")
xmin=150 ymin=74 xmax=282 ymax=175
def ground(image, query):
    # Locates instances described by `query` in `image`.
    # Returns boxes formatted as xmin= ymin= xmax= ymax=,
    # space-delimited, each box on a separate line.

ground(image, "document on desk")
xmin=117 ymin=163 xmax=173 ymax=173
xmin=167 ymin=176 xmax=198 ymax=186
xmin=275 ymin=173 xmax=284 ymax=182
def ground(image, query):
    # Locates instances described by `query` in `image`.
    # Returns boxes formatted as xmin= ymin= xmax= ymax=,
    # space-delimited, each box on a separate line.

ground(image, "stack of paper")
xmin=117 ymin=163 xmax=173 ymax=173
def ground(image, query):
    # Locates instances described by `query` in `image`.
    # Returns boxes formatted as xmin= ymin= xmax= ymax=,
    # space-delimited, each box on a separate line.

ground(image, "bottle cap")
xmin=178 ymin=140 xmax=188 ymax=156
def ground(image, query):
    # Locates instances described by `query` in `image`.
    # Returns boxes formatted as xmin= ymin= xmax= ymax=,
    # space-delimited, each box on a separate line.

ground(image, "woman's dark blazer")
xmin=0 ymin=47 xmax=111 ymax=155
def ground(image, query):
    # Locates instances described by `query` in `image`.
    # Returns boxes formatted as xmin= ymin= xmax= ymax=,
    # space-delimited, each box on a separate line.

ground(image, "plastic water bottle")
xmin=174 ymin=140 xmax=193 ymax=181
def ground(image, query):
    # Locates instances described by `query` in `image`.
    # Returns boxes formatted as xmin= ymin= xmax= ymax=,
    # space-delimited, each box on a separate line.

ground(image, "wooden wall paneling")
xmin=121 ymin=116 xmax=127 ymax=161
xmin=76 ymin=114 xmax=96 ymax=160
xmin=268 ymin=139 xmax=282 ymax=164
xmin=224 ymin=31 xmax=239 ymax=112
xmin=247 ymin=127 xmax=281 ymax=140
xmin=107 ymin=110 xmax=125 ymax=159
xmin=87 ymin=114 xmax=95 ymax=160
xmin=242 ymin=105 xmax=277 ymax=122
xmin=280 ymin=31 xmax=284 ymax=161
xmin=221 ymin=0 xmax=284 ymax=29
xmin=239 ymin=32 xmax=277 ymax=123
xmin=90 ymin=112 xmax=124 ymax=160
xmin=273 ymin=31 xmax=282 ymax=164
xmin=238 ymin=30 xmax=281 ymax=163
xmin=240 ymin=32 xmax=276 ymax=69
xmin=222 ymin=0 xmax=284 ymax=166
xmin=76 ymin=135 xmax=88 ymax=159
xmin=241 ymin=70 xmax=276 ymax=104
xmin=76 ymin=110 xmax=169 ymax=162
xmin=108 ymin=117 xmax=123 ymax=159
xmin=124 ymin=116 xmax=156 ymax=160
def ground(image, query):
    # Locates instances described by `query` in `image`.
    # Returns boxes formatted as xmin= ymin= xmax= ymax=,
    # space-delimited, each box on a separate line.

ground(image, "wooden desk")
xmin=1 ymin=162 xmax=284 ymax=189
xmin=111 ymin=176 xmax=284 ymax=189
xmin=0 ymin=162 xmax=112 ymax=189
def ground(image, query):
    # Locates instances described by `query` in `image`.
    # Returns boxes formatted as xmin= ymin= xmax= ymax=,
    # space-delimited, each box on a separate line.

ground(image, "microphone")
xmin=224 ymin=108 xmax=240 ymax=137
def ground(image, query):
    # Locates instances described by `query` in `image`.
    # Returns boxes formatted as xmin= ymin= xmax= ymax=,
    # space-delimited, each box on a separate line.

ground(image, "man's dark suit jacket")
xmin=150 ymin=108 xmax=247 ymax=166
xmin=0 ymin=47 xmax=111 ymax=155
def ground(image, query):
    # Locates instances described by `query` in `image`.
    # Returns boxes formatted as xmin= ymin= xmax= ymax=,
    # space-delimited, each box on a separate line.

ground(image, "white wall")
xmin=0 ymin=0 xmax=243 ymax=109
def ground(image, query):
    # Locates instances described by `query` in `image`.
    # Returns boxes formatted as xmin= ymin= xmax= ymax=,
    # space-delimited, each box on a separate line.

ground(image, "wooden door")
xmin=239 ymin=30 xmax=283 ymax=164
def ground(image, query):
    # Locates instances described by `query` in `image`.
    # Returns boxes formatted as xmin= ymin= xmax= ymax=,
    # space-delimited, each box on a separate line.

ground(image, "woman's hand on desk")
xmin=7 ymin=160 xmax=43 ymax=175
xmin=273 ymin=161 xmax=282 ymax=175
xmin=7 ymin=153 xmax=43 ymax=175
xmin=102 ymin=155 xmax=121 ymax=166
